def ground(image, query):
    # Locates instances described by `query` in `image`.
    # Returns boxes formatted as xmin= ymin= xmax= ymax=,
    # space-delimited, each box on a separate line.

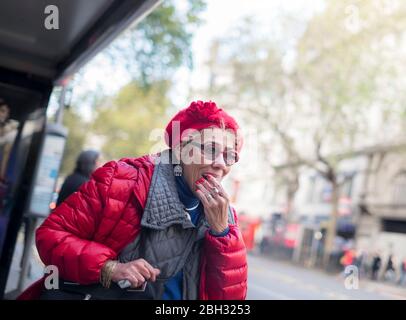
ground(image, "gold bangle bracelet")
xmin=101 ymin=260 xmax=118 ymax=288
xmin=105 ymin=261 xmax=115 ymax=288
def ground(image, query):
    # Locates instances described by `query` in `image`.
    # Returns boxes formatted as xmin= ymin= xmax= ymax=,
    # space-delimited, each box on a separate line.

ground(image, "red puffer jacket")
xmin=18 ymin=155 xmax=247 ymax=300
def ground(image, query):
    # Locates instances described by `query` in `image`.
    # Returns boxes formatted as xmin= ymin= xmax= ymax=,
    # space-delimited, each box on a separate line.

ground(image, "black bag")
xmin=40 ymin=279 xmax=154 ymax=300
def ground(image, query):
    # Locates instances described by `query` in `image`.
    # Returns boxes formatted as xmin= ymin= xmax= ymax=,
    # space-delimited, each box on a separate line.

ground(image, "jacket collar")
xmin=140 ymin=149 xmax=208 ymax=230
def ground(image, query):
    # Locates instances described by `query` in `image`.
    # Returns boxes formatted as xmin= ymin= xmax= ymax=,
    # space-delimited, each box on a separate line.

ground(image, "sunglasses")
xmin=184 ymin=140 xmax=239 ymax=166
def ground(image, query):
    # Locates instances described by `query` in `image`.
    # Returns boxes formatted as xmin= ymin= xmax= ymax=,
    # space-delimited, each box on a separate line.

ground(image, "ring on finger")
xmin=211 ymin=187 xmax=219 ymax=197
xmin=205 ymin=193 xmax=213 ymax=201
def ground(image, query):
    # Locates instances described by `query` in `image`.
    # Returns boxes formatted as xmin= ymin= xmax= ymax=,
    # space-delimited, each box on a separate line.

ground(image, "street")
xmin=247 ymin=253 xmax=406 ymax=300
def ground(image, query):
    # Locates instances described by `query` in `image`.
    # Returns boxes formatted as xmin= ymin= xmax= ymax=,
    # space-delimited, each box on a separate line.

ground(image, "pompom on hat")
xmin=165 ymin=100 xmax=242 ymax=150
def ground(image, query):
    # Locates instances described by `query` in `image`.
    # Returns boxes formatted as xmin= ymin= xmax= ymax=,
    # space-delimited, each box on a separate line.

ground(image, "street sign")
xmin=28 ymin=123 xmax=67 ymax=218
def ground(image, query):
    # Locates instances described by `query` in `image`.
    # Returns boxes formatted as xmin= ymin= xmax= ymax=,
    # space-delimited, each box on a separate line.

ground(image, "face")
xmin=95 ymin=156 xmax=102 ymax=169
xmin=178 ymin=127 xmax=240 ymax=195
xmin=0 ymin=104 xmax=10 ymax=124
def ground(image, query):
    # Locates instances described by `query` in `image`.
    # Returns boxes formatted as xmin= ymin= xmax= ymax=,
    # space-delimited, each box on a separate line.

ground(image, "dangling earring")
xmin=174 ymin=164 xmax=183 ymax=176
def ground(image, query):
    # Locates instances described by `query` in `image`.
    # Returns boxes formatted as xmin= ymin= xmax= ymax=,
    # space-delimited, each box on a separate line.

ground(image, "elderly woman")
xmin=19 ymin=100 xmax=247 ymax=300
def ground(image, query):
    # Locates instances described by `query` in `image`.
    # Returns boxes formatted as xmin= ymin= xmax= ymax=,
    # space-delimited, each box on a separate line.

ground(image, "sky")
xmin=171 ymin=0 xmax=325 ymax=109
xmin=48 ymin=0 xmax=326 ymax=121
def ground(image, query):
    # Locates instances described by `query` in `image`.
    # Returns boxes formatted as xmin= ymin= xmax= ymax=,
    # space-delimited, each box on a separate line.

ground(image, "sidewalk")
xmin=4 ymin=230 xmax=44 ymax=299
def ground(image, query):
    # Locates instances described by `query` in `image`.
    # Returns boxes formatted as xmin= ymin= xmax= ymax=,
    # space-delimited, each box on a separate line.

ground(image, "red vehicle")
xmin=284 ymin=223 xmax=300 ymax=249
xmin=238 ymin=214 xmax=261 ymax=251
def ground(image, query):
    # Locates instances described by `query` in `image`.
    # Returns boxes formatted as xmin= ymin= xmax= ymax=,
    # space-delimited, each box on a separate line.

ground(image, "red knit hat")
xmin=165 ymin=100 xmax=241 ymax=149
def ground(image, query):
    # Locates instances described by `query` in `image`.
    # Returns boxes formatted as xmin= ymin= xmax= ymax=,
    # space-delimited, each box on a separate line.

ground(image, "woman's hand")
xmin=110 ymin=258 xmax=160 ymax=288
xmin=195 ymin=175 xmax=229 ymax=234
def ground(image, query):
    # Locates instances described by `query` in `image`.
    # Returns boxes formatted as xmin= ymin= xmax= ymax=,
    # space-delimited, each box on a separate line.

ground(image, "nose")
xmin=211 ymin=151 xmax=227 ymax=170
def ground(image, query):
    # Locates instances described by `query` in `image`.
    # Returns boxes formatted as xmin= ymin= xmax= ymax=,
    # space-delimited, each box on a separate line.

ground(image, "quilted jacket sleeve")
xmin=35 ymin=161 xmax=119 ymax=284
xmin=199 ymin=208 xmax=248 ymax=300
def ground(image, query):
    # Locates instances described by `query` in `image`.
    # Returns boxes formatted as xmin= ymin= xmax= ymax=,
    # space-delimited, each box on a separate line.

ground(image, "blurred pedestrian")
xmin=360 ymin=250 xmax=371 ymax=278
xmin=371 ymin=252 xmax=382 ymax=280
xmin=354 ymin=249 xmax=366 ymax=278
xmin=339 ymin=247 xmax=356 ymax=279
xmin=398 ymin=257 xmax=406 ymax=286
xmin=56 ymin=150 xmax=100 ymax=206
xmin=340 ymin=248 xmax=355 ymax=269
xmin=383 ymin=254 xmax=396 ymax=282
